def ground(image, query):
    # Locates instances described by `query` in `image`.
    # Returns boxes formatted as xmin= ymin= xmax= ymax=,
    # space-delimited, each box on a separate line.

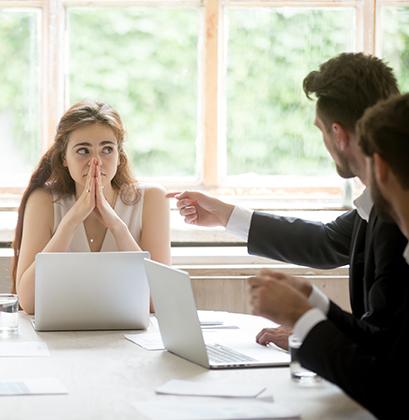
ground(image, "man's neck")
xmin=349 ymin=134 xmax=368 ymax=185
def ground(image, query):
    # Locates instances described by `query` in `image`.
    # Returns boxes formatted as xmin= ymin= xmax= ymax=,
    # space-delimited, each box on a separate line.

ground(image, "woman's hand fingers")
xmin=95 ymin=161 xmax=105 ymax=208
xmin=83 ymin=159 xmax=94 ymax=196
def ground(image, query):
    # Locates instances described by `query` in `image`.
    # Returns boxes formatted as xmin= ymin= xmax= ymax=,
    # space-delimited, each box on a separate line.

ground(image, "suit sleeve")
xmin=247 ymin=210 xmax=355 ymax=269
xmin=298 ymin=319 xmax=407 ymax=419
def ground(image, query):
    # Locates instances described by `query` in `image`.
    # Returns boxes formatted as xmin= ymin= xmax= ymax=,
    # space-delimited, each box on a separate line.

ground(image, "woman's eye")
xmin=76 ymin=148 xmax=89 ymax=155
xmin=102 ymin=146 xmax=113 ymax=154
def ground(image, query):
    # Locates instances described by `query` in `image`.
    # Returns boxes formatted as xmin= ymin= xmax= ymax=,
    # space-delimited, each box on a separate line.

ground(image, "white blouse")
xmin=52 ymin=185 xmax=145 ymax=252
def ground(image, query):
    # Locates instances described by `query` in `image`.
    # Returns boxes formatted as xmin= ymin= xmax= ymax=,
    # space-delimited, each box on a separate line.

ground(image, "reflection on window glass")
xmin=68 ymin=7 xmax=199 ymax=177
xmin=227 ymin=8 xmax=355 ymax=176
xmin=0 ymin=10 xmax=40 ymax=187
xmin=381 ymin=7 xmax=409 ymax=92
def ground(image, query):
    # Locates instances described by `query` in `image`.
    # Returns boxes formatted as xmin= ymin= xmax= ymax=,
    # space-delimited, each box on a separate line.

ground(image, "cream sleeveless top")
xmin=52 ymin=185 xmax=145 ymax=252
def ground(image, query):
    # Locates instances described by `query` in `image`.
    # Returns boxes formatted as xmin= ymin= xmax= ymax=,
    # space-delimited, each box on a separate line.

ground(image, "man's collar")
xmin=404 ymin=243 xmax=409 ymax=265
xmin=353 ymin=189 xmax=373 ymax=222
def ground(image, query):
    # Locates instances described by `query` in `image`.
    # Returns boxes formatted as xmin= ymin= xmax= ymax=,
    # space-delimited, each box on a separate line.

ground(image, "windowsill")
xmin=0 ymin=245 xmax=348 ymax=276
xmin=0 ymin=208 xmax=347 ymax=244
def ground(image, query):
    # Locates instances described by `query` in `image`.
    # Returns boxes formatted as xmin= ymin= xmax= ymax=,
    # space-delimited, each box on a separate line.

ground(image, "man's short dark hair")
xmin=303 ymin=53 xmax=399 ymax=132
xmin=358 ymin=93 xmax=409 ymax=189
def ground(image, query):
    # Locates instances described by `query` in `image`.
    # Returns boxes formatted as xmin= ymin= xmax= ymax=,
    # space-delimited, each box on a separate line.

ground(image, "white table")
xmin=0 ymin=312 xmax=375 ymax=420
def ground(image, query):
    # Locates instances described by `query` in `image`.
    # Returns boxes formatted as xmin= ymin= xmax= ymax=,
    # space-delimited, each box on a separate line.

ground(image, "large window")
xmin=0 ymin=8 xmax=40 ymax=188
xmin=0 ymin=0 xmax=408 ymax=201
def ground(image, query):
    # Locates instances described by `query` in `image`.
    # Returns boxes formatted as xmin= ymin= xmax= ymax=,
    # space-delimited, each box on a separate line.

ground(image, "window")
xmin=0 ymin=8 xmax=41 ymax=189
xmin=0 ymin=0 xmax=408 ymax=245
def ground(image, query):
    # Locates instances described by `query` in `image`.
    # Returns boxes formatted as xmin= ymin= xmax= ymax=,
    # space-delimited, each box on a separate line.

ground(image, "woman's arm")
xmin=139 ymin=186 xmax=171 ymax=265
xmin=17 ymin=169 xmax=97 ymax=314
xmin=139 ymin=186 xmax=171 ymax=313
xmin=16 ymin=189 xmax=75 ymax=314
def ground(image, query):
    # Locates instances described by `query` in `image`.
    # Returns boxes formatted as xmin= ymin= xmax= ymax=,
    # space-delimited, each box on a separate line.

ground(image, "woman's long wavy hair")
xmin=12 ymin=100 xmax=138 ymax=292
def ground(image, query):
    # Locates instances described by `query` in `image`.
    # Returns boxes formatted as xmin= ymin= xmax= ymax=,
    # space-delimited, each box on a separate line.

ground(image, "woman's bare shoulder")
xmin=25 ymin=188 xmax=54 ymax=211
xmin=140 ymin=183 xmax=167 ymax=202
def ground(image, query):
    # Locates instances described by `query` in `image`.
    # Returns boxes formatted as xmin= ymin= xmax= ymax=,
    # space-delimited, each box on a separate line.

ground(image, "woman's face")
xmin=64 ymin=123 xmax=120 ymax=189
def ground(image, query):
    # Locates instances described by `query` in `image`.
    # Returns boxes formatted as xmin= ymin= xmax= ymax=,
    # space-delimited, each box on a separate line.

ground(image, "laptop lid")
xmin=144 ymin=259 xmax=290 ymax=369
xmin=145 ymin=259 xmax=210 ymax=368
xmin=35 ymin=251 xmax=150 ymax=331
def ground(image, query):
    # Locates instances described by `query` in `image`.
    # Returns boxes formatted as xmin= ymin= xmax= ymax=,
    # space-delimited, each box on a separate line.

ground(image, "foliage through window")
xmin=68 ymin=7 xmax=199 ymax=178
xmin=0 ymin=9 xmax=40 ymax=188
xmin=226 ymin=7 xmax=355 ymax=176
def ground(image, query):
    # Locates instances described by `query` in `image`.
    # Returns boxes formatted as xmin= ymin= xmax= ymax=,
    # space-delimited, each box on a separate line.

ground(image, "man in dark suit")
xmin=248 ymin=93 xmax=409 ymax=419
xmin=168 ymin=53 xmax=409 ymax=351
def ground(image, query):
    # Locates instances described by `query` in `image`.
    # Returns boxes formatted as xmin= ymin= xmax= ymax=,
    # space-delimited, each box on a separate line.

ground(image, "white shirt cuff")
xmin=225 ymin=206 xmax=254 ymax=241
xmin=293 ymin=308 xmax=327 ymax=342
xmin=308 ymin=285 xmax=330 ymax=314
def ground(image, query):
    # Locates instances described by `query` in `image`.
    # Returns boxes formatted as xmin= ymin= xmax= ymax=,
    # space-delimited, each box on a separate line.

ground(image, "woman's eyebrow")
xmin=72 ymin=141 xmax=92 ymax=149
xmin=99 ymin=140 xmax=116 ymax=146
xmin=72 ymin=140 xmax=116 ymax=149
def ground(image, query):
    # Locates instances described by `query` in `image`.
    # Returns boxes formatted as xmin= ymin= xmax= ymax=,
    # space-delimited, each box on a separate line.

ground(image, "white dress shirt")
xmin=225 ymin=206 xmax=253 ymax=241
xmin=404 ymin=243 xmax=409 ymax=265
xmin=353 ymin=188 xmax=373 ymax=222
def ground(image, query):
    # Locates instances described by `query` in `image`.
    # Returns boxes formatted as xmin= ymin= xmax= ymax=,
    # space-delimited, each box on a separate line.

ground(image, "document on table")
xmin=156 ymin=379 xmax=266 ymax=398
xmin=134 ymin=399 xmax=300 ymax=420
xmin=0 ymin=378 xmax=67 ymax=396
xmin=198 ymin=311 xmax=239 ymax=329
xmin=0 ymin=341 xmax=49 ymax=357
xmin=125 ymin=312 xmax=239 ymax=351
xmin=125 ymin=333 xmax=164 ymax=350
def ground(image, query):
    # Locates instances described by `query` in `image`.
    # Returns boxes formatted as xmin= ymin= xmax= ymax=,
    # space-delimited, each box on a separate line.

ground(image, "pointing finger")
xmin=165 ymin=191 xmax=181 ymax=199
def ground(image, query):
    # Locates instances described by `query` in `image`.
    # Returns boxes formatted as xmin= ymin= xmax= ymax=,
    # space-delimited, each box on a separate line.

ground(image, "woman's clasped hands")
xmin=68 ymin=158 xmax=122 ymax=231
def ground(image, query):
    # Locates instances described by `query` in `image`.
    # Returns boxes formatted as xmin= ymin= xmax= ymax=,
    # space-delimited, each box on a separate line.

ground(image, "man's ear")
xmin=373 ymin=152 xmax=389 ymax=185
xmin=331 ymin=123 xmax=350 ymax=151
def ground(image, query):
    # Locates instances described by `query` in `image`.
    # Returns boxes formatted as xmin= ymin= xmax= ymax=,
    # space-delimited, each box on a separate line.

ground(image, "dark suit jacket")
xmin=248 ymin=208 xmax=409 ymax=349
xmin=298 ymin=318 xmax=409 ymax=419
xmin=248 ymin=207 xmax=409 ymax=418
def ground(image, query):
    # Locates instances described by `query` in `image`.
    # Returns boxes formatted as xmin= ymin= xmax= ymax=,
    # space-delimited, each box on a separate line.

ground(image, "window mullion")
xmin=361 ymin=0 xmax=377 ymax=54
xmin=43 ymin=0 xmax=65 ymax=151
xmin=202 ymin=0 xmax=222 ymax=188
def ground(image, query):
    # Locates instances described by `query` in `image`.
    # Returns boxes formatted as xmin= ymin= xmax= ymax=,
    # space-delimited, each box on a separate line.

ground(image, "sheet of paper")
xmin=155 ymin=379 xmax=266 ymax=398
xmin=198 ymin=311 xmax=238 ymax=329
xmin=134 ymin=399 xmax=300 ymax=420
xmin=125 ymin=333 xmax=164 ymax=350
xmin=0 ymin=341 xmax=49 ymax=357
xmin=0 ymin=378 xmax=67 ymax=396
xmin=125 ymin=320 xmax=238 ymax=351
xmin=198 ymin=311 xmax=228 ymax=326
xmin=201 ymin=324 xmax=239 ymax=330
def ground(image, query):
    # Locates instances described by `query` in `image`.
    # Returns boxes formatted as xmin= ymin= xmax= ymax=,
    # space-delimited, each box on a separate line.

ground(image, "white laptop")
xmin=34 ymin=251 xmax=150 ymax=331
xmin=144 ymin=259 xmax=290 ymax=369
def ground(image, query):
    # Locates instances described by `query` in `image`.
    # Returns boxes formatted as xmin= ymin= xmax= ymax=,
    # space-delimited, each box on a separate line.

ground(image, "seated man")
xmin=249 ymin=92 xmax=409 ymax=419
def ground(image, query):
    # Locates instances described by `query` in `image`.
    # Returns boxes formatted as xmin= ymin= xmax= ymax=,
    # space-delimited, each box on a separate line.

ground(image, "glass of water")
xmin=0 ymin=294 xmax=19 ymax=335
xmin=289 ymin=334 xmax=320 ymax=383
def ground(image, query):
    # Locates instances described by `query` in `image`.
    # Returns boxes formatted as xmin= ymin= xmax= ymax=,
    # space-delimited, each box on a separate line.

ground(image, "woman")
xmin=12 ymin=100 xmax=170 ymax=314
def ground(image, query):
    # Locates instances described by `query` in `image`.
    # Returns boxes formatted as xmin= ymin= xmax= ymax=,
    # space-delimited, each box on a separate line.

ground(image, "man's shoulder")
xmin=368 ymin=208 xmax=403 ymax=236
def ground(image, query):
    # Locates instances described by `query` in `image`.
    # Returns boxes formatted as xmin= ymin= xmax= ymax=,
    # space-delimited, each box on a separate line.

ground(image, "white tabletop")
xmin=0 ymin=312 xmax=375 ymax=420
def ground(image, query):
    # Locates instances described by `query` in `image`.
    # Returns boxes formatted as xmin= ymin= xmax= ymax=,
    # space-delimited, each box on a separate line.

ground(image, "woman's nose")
xmin=90 ymin=152 xmax=102 ymax=164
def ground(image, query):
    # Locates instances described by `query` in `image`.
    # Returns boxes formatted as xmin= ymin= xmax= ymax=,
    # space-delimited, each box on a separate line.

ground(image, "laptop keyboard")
xmin=206 ymin=343 xmax=257 ymax=364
